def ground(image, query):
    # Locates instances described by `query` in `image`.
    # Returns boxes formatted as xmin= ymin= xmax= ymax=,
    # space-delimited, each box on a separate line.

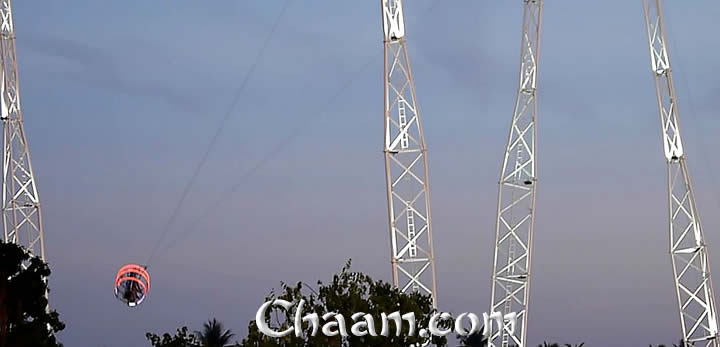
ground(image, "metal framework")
xmin=488 ymin=1 xmax=542 ymax=346
xmin=0 ymin=0 xmax=45 ymax=261
xmin=381 ymin=0 xmax=438 ymax=307
xmin=642 ymin=1 xmax=719 ymax=345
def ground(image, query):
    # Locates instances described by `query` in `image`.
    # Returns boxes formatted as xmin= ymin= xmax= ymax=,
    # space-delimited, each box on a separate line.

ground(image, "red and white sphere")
xmin=114 ymin=264 xmax=150 ymax=307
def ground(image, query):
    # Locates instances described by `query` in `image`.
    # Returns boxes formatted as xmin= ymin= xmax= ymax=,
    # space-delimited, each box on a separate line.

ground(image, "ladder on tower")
xmin=399 ymin=100 xmax=409 ymax=149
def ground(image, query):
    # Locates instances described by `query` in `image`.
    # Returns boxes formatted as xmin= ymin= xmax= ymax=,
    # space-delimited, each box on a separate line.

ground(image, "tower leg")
xmin=488 ymin=1 xmax=542 ymax=346
xmin=381 ymin=0 xmax=438 ymax=307
xmin=0 ymin=0 xmax=45 ymax=263
xmin=642 ymin=1 xmax=719 ymax=345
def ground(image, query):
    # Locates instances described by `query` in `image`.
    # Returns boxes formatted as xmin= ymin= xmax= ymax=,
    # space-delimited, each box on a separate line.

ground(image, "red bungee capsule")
xmin=114 ymin=264 xmax=150 ymax=307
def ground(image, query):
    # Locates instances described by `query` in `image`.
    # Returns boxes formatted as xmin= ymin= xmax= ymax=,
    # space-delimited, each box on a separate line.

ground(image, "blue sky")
xmin=13 ymin=1 xmax=720 ymax=346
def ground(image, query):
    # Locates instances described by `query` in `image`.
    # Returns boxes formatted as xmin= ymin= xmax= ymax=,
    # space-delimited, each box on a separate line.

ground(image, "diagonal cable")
xmin=146 ymin=0 xmax=292 ymax=265
xmin=160 ymin=57 xmax=377 ymax=254
xmin=156 ymin=0 xmax=440 ymax=260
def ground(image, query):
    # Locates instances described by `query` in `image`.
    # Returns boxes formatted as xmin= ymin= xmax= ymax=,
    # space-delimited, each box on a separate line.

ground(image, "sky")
xmin=12 ymin=0 xmax=720 ymax=346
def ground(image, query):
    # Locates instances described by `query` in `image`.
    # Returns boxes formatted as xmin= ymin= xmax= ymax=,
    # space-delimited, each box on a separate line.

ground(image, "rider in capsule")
xmin=122 ymin=275 xmax=143 ymax=305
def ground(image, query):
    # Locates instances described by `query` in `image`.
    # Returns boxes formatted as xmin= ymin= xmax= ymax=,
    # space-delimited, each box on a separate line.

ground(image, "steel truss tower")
xmin=381 ymin=0 xmax=438 ymax=307
xmin=488 ymin=1 xmax=542 ymax=346
xmin=642 ymin=1 xmax=719 ymax=345
xmin=0 ymin=0 xmax=45 ymax=261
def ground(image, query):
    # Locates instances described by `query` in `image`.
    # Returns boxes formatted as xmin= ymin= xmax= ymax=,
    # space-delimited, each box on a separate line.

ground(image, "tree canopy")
xmin=196 ymin=319 xmax=236 ymax=347
xmin=146 ymin=326 xmax=200 ymax=347
xmin=458 ymin=329 xmax=487 ymax=347
xmin=237 ymin=259 xmax=447 ymax=347
xmin=147 ymin=321 xmax=240 ymax=347
xmin=0 ymin=241 xmax=65 ymax=347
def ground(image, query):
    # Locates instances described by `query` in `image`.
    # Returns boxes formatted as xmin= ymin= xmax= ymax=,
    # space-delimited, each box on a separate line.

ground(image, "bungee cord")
xmin=145 ymin=0 xmax=292 ymax=266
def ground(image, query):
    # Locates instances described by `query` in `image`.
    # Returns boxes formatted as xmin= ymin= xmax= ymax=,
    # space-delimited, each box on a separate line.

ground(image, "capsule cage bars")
xmin=114 ymin=264 xmax=150 ymax=307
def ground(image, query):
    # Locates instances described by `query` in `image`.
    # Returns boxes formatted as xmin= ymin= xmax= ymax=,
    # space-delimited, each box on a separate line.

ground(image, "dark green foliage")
xmin=649 ymin=341 xmax=685 ymax=347
xmin=0 ymin=241 xmax=64 ymax=347
xmin=146 ymin=326 xmax=200 ymax=347
xmin=237 ymin=259 xmax=447 ymax=347
xmin=196 ymin=319 xmax=236 ymax=347
xmin=457 ymin=328 xmax=487 ymax=346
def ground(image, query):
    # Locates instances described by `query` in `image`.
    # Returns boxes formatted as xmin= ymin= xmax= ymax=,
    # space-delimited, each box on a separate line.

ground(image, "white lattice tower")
xmin=381 ymin=0 xmax=438 ymax=307
xmin=642 ymin=1 xmax=719 ymax=345
xmin=488 ymin=1 xmax=542 ymax=346
xmin=0 ymin=0 xmax=45 ymax=261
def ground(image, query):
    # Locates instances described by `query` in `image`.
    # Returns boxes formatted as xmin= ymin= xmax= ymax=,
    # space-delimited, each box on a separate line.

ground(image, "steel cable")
xmin=154 ymin=0 xmax=441 ymax=258
xmin=145 ymin=0 xmax=292 ymax=265
xmin=158 ymin=57 xmax=377 ymax=255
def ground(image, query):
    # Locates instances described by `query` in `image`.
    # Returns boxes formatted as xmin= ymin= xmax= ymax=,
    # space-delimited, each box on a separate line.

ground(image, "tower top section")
xmin=382 ymin=0 xmax=405 ymax=41
xmin=0 ymin=1 xmax=14 ymax=37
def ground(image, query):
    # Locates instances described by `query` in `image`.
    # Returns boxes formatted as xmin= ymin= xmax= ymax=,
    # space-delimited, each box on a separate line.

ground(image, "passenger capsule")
xmin=114 ymin=264 xmax=150 ymax=307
